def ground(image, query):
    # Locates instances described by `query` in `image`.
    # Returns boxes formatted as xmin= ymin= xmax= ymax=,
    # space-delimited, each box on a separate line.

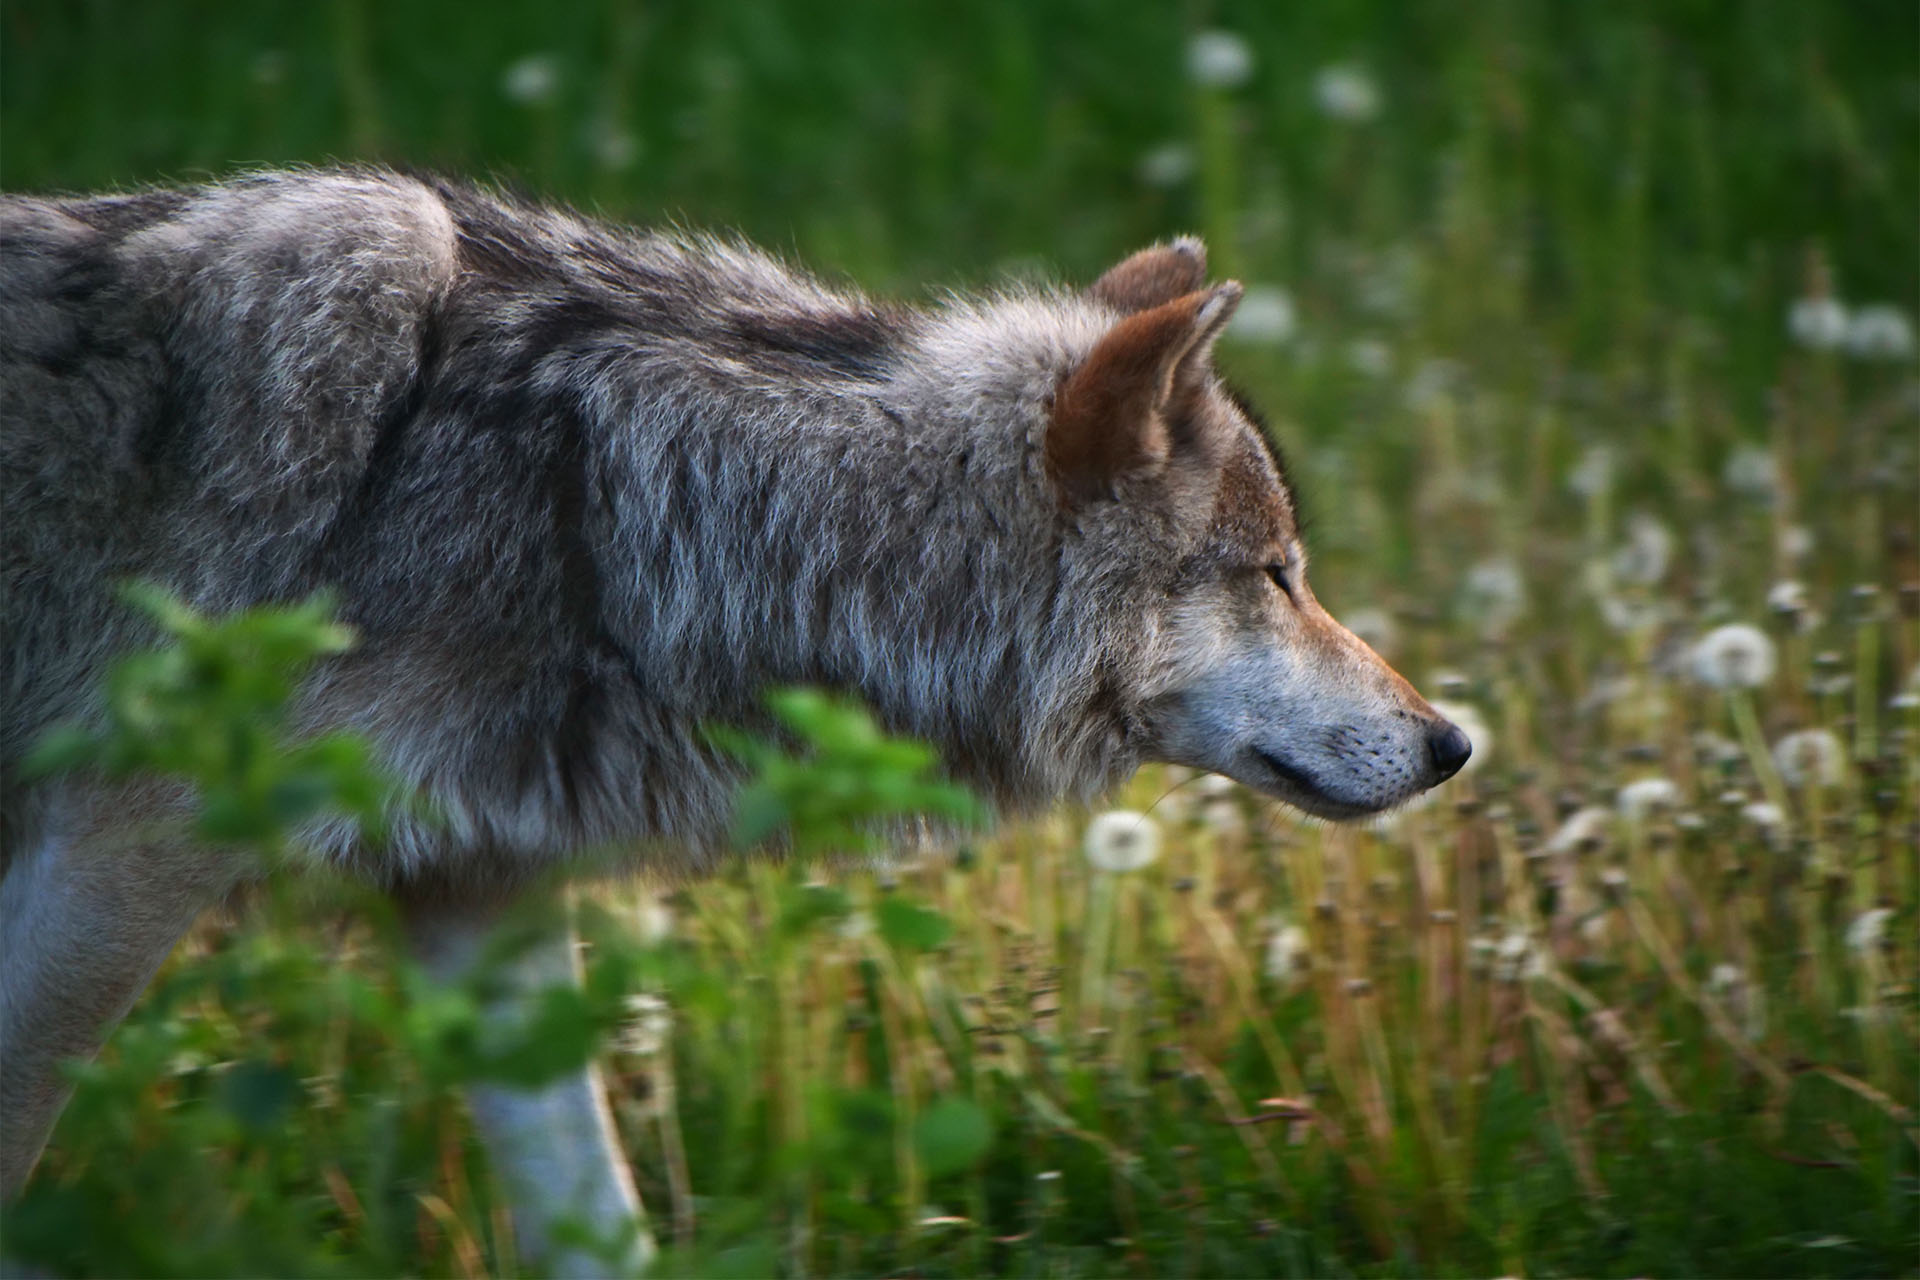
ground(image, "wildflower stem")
xmin=1727 ymin=690 xmax=1793 ymax=824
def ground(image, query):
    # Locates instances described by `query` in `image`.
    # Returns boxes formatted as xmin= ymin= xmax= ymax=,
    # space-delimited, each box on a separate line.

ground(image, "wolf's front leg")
xmin=0 ymin=784 xmax=242 ymax=1198
xmin=399 ymin=889 xmax=654 ymax=1279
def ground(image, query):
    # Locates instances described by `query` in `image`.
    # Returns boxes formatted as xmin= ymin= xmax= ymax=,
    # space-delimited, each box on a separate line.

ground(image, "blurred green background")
xmin=3 ymin=3 xmax=1917 ymax=1277
xmin=5 ymin=0 xmax=1915 ymax=600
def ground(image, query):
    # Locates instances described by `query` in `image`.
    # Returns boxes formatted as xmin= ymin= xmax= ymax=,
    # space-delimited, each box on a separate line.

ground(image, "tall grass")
xmin=3 ymin=1 xmax=1915 ymax=1275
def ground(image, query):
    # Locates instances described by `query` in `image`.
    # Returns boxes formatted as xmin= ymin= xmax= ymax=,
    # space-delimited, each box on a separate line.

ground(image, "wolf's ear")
xmin=1088 ymin=237 xmax=1209 ymax=312
xmin=1048 ymin=281 xmax=1242 ymax=506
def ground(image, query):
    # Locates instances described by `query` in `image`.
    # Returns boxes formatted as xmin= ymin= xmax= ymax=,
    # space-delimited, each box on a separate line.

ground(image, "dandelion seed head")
xmin=1226 ymin=286 xmax=1297 ymax=345
xmin=1788 ymin=296 xmax=1848 ymax=350
xmin=618 ymin=993 xmax=672 ymax=1057
xmin=1461 ymin=557 xmax=1526 ymax=634
xmin=1404 ymin=358 xmax=1465 ymax=414
xmin=502 ymin=53 xmax=560 ymax=105
xmin=1612 ymin=514 xmax=1673 ymax=586
xmin=1137 ymin=142 xmax=1196 ymax=188
xmin=1740 ymin=801 xmax=1786 ymax=834
xmin=1694 ymin=731 xmax=1744 ymax=769
xmin=634 ymin=894 xmax=674 ymax=945
xmin=1567 ymin=446 xmax=1613 ymax=498
xmin=1772 ymin=728 xmax=1846 ymax=789
xmin=1193 ymin=772 xmax=1238 ymax=800
xmin=1843 ymin=304 xmax=1915 ymax=361
xmin=1264 ymin=922 xmax=1310 ymax=987
xmin=1690 ymin=623 xmax=1777 ymax=690
xmin=588 ymin=123 xmax=640 ymax=171
xmin=1493 ymin=930 xmax=1539 ymax=983
xmin=1313 ymin=63 xmax=1381 ymax=121
xmin=1722 ymin=445 xmax=1780 ymax=501
xmin=1346 ymin=337 xmax=1392 ymax=378
xmin=1548 ymin=805 xmax=1612 ymax=855
xmin=1617 ymin=777 xmax=1682 ymax=822
xmin=1845 ymin=907 xmax=1892 ymax=953
xmin=1084 ymin=810 xmax=1161 ymax=874
xmin=1766 ymin=579 xmax=1808 ymax=618
xmin=1188 ymin=30 xmax=1255 ymax=89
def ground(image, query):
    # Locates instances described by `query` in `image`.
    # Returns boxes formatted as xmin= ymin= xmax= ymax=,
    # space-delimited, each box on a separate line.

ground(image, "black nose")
xmin=1428 ymin=722 xmax=1472 ymax=782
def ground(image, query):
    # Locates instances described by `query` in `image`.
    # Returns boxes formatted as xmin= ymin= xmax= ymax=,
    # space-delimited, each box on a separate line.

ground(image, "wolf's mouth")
xmin=1249 ymin=746 xmax=1379 ymax=820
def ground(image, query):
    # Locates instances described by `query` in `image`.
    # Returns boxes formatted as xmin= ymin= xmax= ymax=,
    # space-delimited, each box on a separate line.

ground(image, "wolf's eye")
xmin=1266 ymin=563 xmax=1295 ymax=601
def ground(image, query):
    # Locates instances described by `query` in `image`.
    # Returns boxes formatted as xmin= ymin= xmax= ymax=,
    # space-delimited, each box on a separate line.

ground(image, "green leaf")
xmin=876 ymin=896 xmax=951 ymax=952
xmin=215 ymin=1059 xmax=300 ymax=1133
xmin=913 ymin=1095 xmax=991 ymax=1179
xmin=20 ymin=724 xmax=97 ymax=780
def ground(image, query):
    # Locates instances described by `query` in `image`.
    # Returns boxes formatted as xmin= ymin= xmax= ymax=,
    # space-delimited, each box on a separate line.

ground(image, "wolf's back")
xmin=0 ymin=173 xmax=459 ymax=765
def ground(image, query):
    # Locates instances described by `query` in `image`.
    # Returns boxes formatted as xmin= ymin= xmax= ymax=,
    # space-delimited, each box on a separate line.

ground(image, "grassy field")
xmin=3 ymin=1 xmax=1918 ymax=1275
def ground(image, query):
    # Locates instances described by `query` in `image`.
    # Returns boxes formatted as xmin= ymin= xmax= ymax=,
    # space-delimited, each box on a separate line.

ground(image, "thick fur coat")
xmin=1 ymin=173 xmax=1468 ymax=1256
xmin=2 ymin=170 xmax=1201 ymax=888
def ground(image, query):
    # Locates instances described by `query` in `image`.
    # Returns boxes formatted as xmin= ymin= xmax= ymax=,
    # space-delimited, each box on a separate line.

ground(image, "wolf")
xmin=0 ymin=168 xmax=1469 ymax=1273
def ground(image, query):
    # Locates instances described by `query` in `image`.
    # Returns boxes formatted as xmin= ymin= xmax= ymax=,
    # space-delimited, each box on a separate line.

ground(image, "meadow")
xmin=2 ymin=1 xmax=1917 ymax=1275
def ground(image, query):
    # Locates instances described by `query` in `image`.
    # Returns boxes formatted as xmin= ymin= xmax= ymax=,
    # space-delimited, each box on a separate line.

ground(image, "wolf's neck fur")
xmin=565 ymin=267 xmax=1143 ymax=825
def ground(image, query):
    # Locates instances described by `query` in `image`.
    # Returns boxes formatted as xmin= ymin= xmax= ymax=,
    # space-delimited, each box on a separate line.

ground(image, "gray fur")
xmin=1 ymin=170 xmax=1468 ymax=1249
xmin=5 ymin=170 xmax=1189 ymax=889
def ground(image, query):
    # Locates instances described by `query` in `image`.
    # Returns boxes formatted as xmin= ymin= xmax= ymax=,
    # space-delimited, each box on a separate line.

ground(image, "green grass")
xmin=3 ymin=1 xmax=1917 ymax=1275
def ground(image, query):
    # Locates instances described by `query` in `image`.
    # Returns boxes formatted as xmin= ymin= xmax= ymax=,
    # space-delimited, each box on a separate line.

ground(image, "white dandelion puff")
xmin=1894 ymin=663 xmax=1920 ymax=711
xmin=1617 ymin=777 xmax=1682 ymax=822
xmin=502 ymin=53 xmax=560 ymax=105
xmin=1772 ymin=729 xmax=1846 ymax=789
xmin=1778 ymin=525 xmax=1815 ymax=563
xmin=1567 ymin=446 xmax=1613 ymax=499
xmin=1462 ymin=557 xmax=1526 ymax=634
xmin=1548 ymin=805 xmax=1613 ymax=855
xmin=1346 ymin=337 xmax=1392 ymax=378
xmin=1740 ymin=801 xmax=1786 ymax=834
xmin=1264 ymin=922 xmax=1310 ymax=987
xmin=1787 ymin=296 xmax=1849 ymax=350
xmin=618 ymin=993 xmax=672 ymax=1058
xmin=1842 ymin=304 xmax=1914 ymax=361
xmin=1226 ymin=286 xmax=1297 ymax=345
xmin=633 ymin=893 xmax=674 ymax=945
xmin=1493 ymin=930 xmax=1543 ymax=983
xmin=1404 ymin=358 xmax=1465 ymax=414
xmin=587 ymin=121 xmax=640 ymax=172
xmin=1722 ymin=444 xmax=1780 ymax=501
xmin=1695 ymin=731 xmax=1745 ymax=769
xmin=1084 ymin=810 xmax=1161 ymax=874
xmin=1188 ymin=30 xmax=1255 ymax=89
xmin=1193 ymin=772 xmax=1238 ymax=801
xmin=1612 ymin=514 xmax=1673 ymax=586
xmin=1690 ymin=624 xmax=1777 ymax=690
xmin=1766 ymin=579 xmax=1808 ymax=617
xmin=1313 ymin=64 xmax=1380 ymax=121
xmin=1845 ymin=907 xmax=1893 ymax=953
xmin=1137 ymin=142 xmax=1196 ymax=188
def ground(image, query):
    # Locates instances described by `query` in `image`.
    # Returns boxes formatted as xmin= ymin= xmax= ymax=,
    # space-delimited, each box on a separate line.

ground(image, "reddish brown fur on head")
xmin=1047 ymin=281 xmax=1242 ymax=506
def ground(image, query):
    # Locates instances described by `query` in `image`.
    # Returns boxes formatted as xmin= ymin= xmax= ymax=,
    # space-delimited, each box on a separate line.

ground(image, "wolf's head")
xmin=1051 ymin=240 xmax=1469 ymax=819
